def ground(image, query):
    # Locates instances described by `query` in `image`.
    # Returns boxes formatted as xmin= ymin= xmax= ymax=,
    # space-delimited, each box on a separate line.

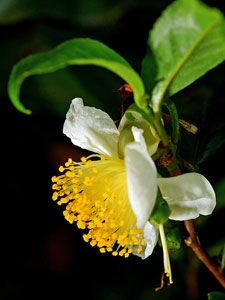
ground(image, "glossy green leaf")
xmin=208 ymin=292 xmax=225 ymax=300
xmin=8 ymin=38 xmax=146 ymax=114
xmin=142 ymin=0 xmax=225 ymax=113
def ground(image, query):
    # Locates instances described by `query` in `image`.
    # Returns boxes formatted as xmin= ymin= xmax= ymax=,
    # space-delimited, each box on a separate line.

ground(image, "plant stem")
xmin=184 ymin=220 xmax=225 ymax=289
xmin=159 ymin=224 xmax=173 ymax=285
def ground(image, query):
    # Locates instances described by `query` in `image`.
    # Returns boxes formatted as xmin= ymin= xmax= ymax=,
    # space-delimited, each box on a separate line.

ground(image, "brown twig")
xmin=184 ymin=220 xmax=225 ymax=289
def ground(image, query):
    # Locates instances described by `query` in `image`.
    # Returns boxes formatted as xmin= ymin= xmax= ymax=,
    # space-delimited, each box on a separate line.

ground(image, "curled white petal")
xmin=63 ymin=98 xmax=119 ymax=156
xmin=157 ymin=173 xmax=216 ymax=221
xmin=125 ymin=127 xmax=158 ymax=228
xmin=142 ymin=222 xmax=158 ymax=259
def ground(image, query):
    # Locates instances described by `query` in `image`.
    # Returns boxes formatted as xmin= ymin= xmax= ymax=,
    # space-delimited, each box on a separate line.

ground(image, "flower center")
xmin=52 ymin=155 xmax=145 ymax=257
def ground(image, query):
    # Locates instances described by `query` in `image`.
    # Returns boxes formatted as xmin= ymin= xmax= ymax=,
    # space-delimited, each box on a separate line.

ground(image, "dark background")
xmin=1 ymin=1 xmax=225 ymax=299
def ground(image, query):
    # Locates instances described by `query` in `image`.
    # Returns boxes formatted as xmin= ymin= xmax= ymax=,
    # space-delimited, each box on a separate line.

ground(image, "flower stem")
xmin=159 ymin=224 xmax=173 ymax=285
xmin=184 ymin=220 xmax=225 ymax=289
xmin=153 ymin=111 xmax=170 ymax=146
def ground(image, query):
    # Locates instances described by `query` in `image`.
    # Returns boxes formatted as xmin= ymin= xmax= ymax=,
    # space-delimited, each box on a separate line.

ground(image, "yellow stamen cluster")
xmin=52 ymin=155 xmax=145 ymax=258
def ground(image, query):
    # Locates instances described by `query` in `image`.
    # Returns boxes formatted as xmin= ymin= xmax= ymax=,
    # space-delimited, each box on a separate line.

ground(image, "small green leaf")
xmin=208 ymin=291 xmax=225 ymax=300
xmin=149 ymin=191 xmax=171 ymax=226
xmin=142 ymin=0 xmax=225 ymax=113
xmin=8 ymin=38 xmax=146 ymax=114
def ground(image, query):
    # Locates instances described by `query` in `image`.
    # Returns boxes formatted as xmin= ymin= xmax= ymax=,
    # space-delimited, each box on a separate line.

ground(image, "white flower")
xmin=52 ymin=98 xmax=216 ymax=260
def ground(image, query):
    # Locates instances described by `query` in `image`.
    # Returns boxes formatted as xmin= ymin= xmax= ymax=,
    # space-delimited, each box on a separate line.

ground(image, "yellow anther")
xmin=90 ymin=240 xmax=97 ymax=247
xmin=65 ymin=158 xmax=73 ymax=167
xmin=119 ymin=249 xmax=126 ymax=256
xmin=100 ymin=248 xmax=106 ymax=253
xmin=92 ymin=168 xmax=98 ymax=173
xmin=137 ymin=245 xmax=143 ymax=253
xmin=51 ymin=176 xmax=58 ymax=182
xmin=58 ymin=197 xmax=70 ymax=205
xmin=68 ymin=216 xmax=74 ymax=224
xmin=84 ymin=160 xmax=92 ymax=167
xmin=83 ymin=234 xmax=90 ymax=242
xmin=52 ymin=184 xmax=58 ymax=190
xmin=130 ymin=229 xmax=140 ymax=235
xmin=97 ymin=240 xmax=105 ymax=248
xmin=132 ymin=236 xmax=138 ymax=244
xmin=77 ymin=220 xmax=86 ymax=229
xmin=52 ymin=192 xmax=59 ymax=201
xmin=66 ymin=171 xmax=75 ymax=178
xmin=112 ymin=251 xmax=118 ymax=256
xmin=59 ymin=166 xmax=64 ymax=172
xmin=81 ymin=157 xmax=87 ymax=163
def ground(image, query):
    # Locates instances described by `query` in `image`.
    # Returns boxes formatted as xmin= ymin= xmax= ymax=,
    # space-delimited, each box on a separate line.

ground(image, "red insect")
xmin=116 ymin=83 xmax=133 ymax=100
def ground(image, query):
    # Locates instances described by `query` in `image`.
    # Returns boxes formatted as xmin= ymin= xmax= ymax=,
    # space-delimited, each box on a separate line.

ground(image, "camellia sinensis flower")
xmin=52 ymin=98 xmax=216 ymax=266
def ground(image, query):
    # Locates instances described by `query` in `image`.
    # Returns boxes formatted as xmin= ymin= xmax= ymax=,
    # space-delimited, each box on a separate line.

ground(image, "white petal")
xmin=142 ymin=222 xmax=159 ymax=259
xmin=63 ymin=98 xmax=119 ymax=156
xmin=157 ymin=173 xmax=216 ymax=221
xmin=132 ymin=222 xmax=158 ymax=259
xmin=125 ymin=127 xmax=158 ymax=228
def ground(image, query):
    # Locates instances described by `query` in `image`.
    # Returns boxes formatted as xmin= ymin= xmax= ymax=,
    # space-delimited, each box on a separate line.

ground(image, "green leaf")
xmin=142 ymin=0 xmax=225 ymax=113
xmin=8 ymin=38 xmax=146 ymax=114
xmin=208 ymin=291 xmax=225 ymax=300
